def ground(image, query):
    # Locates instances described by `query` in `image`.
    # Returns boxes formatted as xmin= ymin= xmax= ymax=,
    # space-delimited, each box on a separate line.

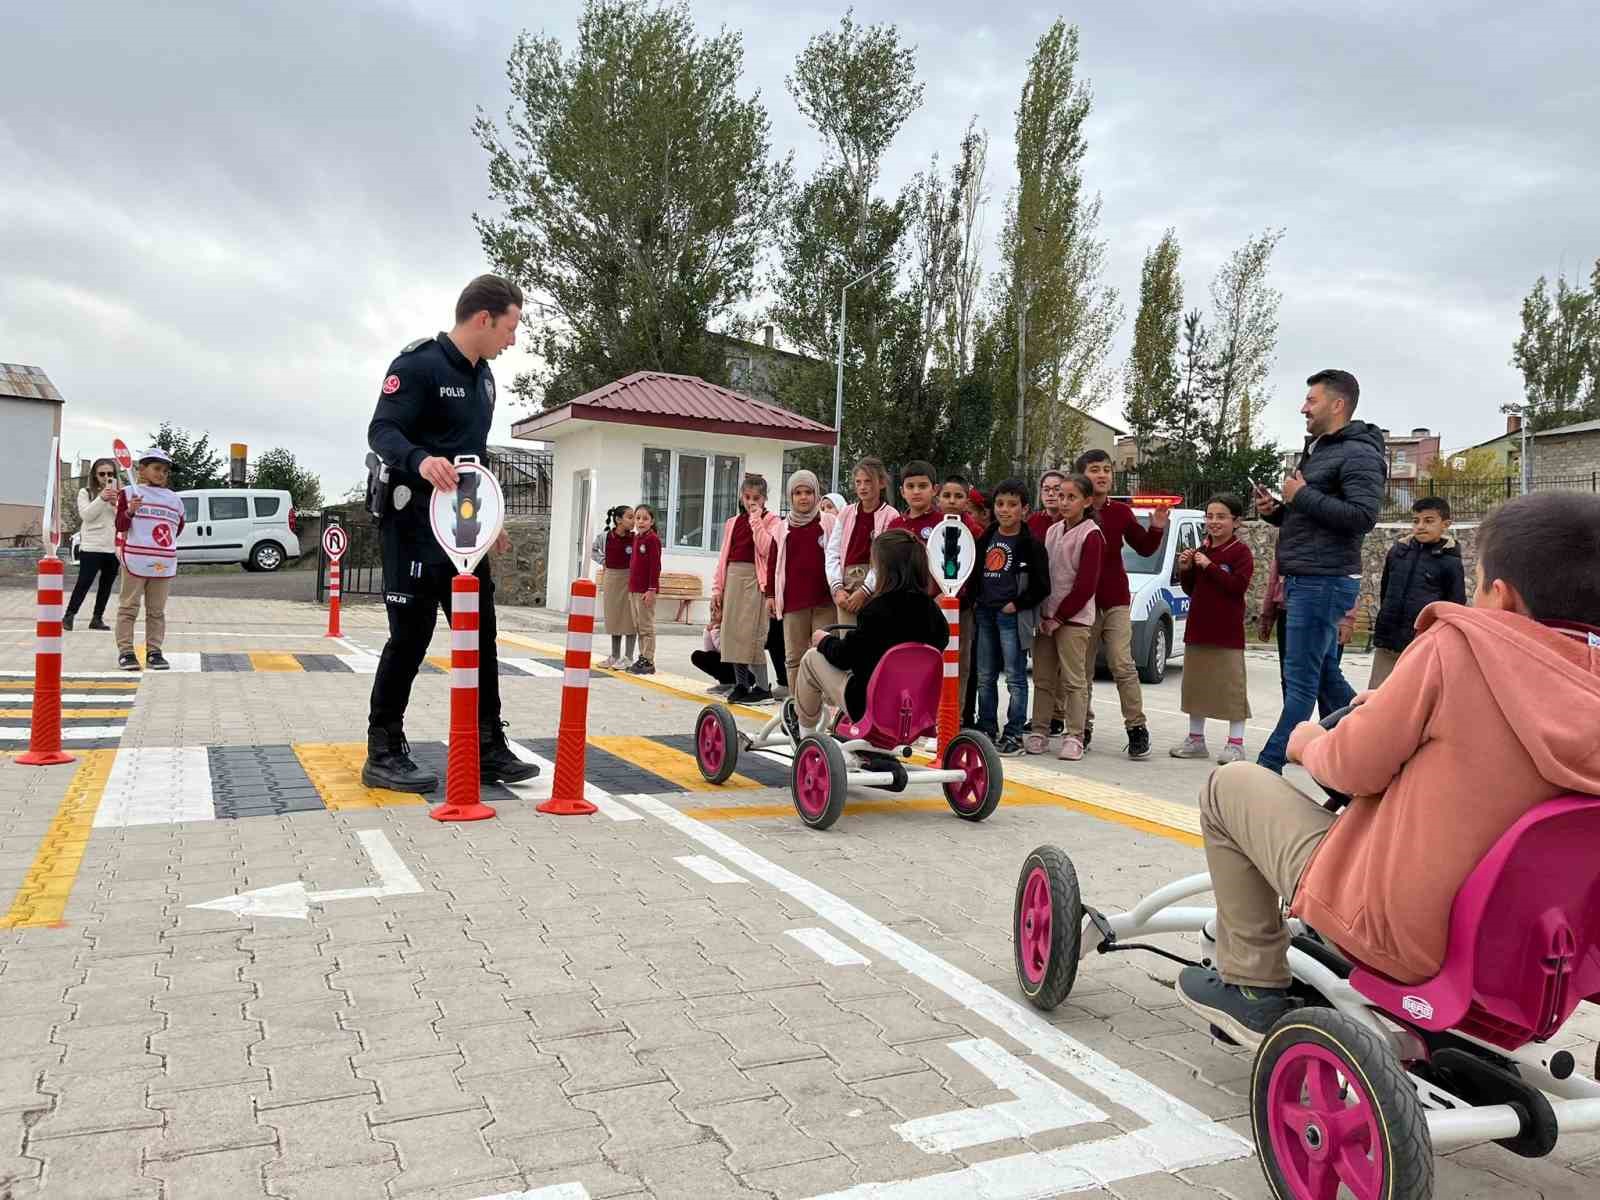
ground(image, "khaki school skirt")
xmin=721 ymin=562 xmax=766 ymax=665
xmin=603 ymin=568 xmax=636 ymax=635
xmin=1180 ymin=644 xmax=1251 ymax=721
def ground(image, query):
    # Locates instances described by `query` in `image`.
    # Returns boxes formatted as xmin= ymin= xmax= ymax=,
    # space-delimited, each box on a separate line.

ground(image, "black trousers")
xmin=66 ymin=551 xmax=119 ymax=621
xmin=369 ymin=542 xmax=500 ymax=735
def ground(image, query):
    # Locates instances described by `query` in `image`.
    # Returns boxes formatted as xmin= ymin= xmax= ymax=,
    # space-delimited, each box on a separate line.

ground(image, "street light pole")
xmin=832 ymin=261 xmax=895 ymax=494
xmin=1500 ymin=402 xmax=1532 ymax=495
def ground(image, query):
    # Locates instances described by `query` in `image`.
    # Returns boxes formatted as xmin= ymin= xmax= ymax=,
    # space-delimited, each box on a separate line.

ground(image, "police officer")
xmin=362 ymin=274 xmax=538 ymax=791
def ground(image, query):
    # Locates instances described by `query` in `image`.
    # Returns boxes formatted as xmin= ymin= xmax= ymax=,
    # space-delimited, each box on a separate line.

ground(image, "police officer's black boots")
xmin=362 ymin=725 xmax=438 ymax=793
xmin=481 ymin=722 xmax=539 ymax=784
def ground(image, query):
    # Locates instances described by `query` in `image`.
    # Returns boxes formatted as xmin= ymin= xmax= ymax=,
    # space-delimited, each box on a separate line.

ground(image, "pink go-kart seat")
xmin=1348 ymin=794 xmax=1600 ymax=1050
xmin=833 ymin=643 xmax=943 ymax=753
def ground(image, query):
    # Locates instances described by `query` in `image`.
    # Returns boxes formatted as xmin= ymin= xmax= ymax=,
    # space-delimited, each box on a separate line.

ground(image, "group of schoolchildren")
xmin=605 ymin=452 xmax=1480 ymax=770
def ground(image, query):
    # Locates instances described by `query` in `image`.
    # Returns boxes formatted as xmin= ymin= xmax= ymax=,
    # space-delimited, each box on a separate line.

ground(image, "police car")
xmin=1101 ymin=504 xmax=1207 ymax=685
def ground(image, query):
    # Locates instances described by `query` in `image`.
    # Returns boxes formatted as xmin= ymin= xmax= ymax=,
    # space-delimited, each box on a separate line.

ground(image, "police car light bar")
xmin=1129 ymin=493 xmax=1184 ymax=510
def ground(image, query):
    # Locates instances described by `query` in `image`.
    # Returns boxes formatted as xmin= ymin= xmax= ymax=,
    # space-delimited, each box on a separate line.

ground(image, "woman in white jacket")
xmin=64 ymin=458 xmax=123 ymax=630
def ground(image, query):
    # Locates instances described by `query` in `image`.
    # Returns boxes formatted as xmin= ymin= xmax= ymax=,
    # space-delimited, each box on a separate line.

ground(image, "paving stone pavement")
xmin=2 ymin=588 xmax=1599 ymax=1199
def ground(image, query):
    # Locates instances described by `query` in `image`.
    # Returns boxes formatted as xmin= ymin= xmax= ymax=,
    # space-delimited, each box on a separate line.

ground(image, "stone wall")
xmin=493 ymin=514 xmax=550 ymax=608
xmin=1237 ymin=519 xmax=1479 ymax=634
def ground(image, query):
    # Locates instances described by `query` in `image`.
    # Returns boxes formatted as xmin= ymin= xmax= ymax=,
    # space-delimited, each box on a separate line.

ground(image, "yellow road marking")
xmin=496 ymin=633 xmax=771 ymax=721
xmin=291 ymin=742 xmax=429 ymax=811
xmin=426 ymin=655 xmax=452 ymax=672
xmin=0 ymin=708 xmax=132 ymax=719
xmin=591 ymin=735 xmax=761 ymax=792
xmin=247 ymin=651 xmax=304 ymax=672
xmin=0 ymin=749 xmax=116 ymax=929
xmin=0 ymin=680 xmax=138 ymax=690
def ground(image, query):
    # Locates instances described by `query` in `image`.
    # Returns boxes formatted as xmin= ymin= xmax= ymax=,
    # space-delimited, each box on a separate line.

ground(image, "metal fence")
xmin=315 ymin=449 xmax=552 ymax=602
xmin=1113 ymin=469 xmax=1600 ymax=522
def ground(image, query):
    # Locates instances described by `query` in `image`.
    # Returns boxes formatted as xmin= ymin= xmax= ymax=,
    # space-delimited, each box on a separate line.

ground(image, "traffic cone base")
xmin=536 ymin=794 xmax=598 ymax=816
xmin=431 ymin=799 xmax=497 ymax=822
xmin=16 ymin=749 xmax=75 ymax=766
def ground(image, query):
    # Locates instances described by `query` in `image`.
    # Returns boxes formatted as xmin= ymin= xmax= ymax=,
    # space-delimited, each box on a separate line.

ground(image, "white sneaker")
xmin=1215 ymin=743 xmax=1246 ymax=765
xmin=1169 ymin=736 xmax=1210 ymax=759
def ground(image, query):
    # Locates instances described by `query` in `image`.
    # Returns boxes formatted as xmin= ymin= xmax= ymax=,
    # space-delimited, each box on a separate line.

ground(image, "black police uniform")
xmin=364 ymin=332 xmax=531 ymax=789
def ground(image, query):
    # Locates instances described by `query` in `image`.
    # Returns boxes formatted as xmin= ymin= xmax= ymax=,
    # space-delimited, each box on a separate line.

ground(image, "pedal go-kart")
xmin=693 ymin=640 xmax=1003 ymax=830
xmin=1011 ymin=707 xmax=1600 ymax=1199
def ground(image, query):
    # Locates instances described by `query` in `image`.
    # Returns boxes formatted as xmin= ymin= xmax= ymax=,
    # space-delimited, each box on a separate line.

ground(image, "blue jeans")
xmin=1259 ymin=575 xmax=1360 ymax=772
xmin=976 ymin=605 xmax=1029 ymax=740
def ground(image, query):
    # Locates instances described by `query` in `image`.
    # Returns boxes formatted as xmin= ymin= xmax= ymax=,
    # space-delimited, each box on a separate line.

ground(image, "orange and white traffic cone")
xmin=937 ymin=593 xmax=960 ymax=755
xmin=325 ymin=559 xmax=343 ymax=639
xmin=540 ymin=579 xmax=599 ymax=816
xmin=432 ymin=573 xmax=495 ymax=822
xmin=18 ymin=556 xmax=74 ymax=767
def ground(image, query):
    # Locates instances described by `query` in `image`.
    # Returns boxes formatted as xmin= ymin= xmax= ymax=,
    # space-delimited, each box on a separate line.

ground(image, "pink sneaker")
xmin=1023 ymin=730 xmax=1050 ymax=755
xmin=1057 ymin=735 xmax=1084 ymax=761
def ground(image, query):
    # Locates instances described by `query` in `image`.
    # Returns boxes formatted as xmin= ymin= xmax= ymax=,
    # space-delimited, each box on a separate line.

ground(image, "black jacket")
xmin=1266 ymin=420 xmax=1388 ymax=577
xmin=1372 ymin=536 xmax=1467 ymax=651
xmin=964 ymin=521 xmax=1051 ymax=637
xmin=819 ymin=590 xmax=949 ymax=720
xmin=368 ymin=333 xmax=496 ymax=562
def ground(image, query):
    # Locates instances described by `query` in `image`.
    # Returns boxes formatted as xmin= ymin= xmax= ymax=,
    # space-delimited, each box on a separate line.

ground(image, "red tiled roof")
xmin=511 ymin=372 xmax=836 ymax=446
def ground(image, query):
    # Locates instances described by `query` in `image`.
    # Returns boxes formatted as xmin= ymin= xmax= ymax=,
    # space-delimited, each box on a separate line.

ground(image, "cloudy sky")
xmin=4 ymin=1 xmax=1595 ymax=497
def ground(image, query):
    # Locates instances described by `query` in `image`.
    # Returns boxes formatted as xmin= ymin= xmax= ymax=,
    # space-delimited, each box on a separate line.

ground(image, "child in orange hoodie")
xmin=1175 ymin=491 xmax=1600 ymax=1047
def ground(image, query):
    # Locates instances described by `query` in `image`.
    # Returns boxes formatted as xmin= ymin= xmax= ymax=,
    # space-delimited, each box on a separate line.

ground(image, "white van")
xmin=72 ymin=488 xmax=302 ymax=571
xmin=1100 ymin=505 xmax=1207 ymax=684
xmin=176 ymin=488 xmax=301 ymax=571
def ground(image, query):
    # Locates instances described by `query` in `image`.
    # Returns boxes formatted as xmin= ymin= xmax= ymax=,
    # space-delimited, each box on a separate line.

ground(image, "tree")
xmin=1510 ymin=259 xmax=1599 ymax=430
xmin=994 ymin=20 xmax=1120 ymax=476
xmin=1123 ymin=229 xmax=1183 ymax=457
xmin=1205 ymin=228 xmax=1284 ymax=460
xmin=146 ymin=423 xmax=226 ymax=492
xmin=1427 ymin=447 xmax=1505 ymax=482
xmin=939 ymin=120 xmax=989 ymax=374
xmin=767 ymin=13 xmax=925 ymax=463
xmin=250 ymin=448 xmax=324 ymax=510
xmin=474 ymin=0 xmax=791 ymax=407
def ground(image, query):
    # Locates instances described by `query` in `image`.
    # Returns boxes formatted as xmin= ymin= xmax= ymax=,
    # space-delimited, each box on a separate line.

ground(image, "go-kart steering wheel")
xmin=1313 ymin=705 xmax=1354 ymax=812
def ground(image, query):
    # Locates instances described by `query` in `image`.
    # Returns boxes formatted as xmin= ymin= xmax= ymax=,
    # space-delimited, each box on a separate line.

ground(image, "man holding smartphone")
xmin=1254 ymin=369 xmax=1387 ymax=773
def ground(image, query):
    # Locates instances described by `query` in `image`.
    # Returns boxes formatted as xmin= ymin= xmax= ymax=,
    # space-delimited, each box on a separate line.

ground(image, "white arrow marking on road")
xmin=894 ymin=1038 xmax=1106 ymax=1153
xmin=190 ymin=830 xmax=422 ymax=920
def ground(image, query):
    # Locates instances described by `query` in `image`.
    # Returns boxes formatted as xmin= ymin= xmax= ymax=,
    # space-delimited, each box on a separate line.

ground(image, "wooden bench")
xmin=594 ymin=570 xmax=707 ymax=624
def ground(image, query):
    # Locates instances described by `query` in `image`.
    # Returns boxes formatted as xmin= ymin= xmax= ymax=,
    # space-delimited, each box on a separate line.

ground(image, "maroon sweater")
xmin=726 ymin=512 xmax=756 ymax=563
xmin=1177 ymin=536 xmax=1254 ymax=648
xmin=629 ymin=531 xmax=662 ymax=593
xmin=1090 ymin=500 xmax=1164 ymax=608
xmin=603 ymin=529 xmax=632 ymax=570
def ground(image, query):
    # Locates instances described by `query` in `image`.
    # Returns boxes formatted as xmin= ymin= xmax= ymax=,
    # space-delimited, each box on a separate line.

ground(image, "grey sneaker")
xmin=1216 ymin=742 xmax=1246 ymax=765
xmin=1169 ymin=736 xmax=1209 ymax=759
xmin=1176 ymin=966 xmax=1295 ymax=1048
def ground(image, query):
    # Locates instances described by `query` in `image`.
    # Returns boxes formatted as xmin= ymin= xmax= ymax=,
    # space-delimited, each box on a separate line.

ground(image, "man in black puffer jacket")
xmin=1253 ymin=369 xmax=1387 ymax=772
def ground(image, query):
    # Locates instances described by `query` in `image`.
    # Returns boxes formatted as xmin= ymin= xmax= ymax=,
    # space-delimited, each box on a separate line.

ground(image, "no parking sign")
xmin=928 ymin=514 xmax=976 ymax=597
xmin=322 ymin=523 xmax=347 ymax=562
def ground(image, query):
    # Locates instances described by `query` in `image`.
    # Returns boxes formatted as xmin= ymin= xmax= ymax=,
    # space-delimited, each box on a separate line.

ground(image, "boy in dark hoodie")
xmin=1369 ymin=496 xmax=1466 ymax=687
xmin=969 ymin=478 xmax=1050 ymax=755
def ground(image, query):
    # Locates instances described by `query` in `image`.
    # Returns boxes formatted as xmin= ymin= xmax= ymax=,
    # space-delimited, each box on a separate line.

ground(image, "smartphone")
xmin=1250 ymin=477 xmax=1283 ymax=505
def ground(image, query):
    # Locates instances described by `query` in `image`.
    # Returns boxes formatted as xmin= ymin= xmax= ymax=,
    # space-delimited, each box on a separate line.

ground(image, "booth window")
xmin=640 ymin=448 xmax=743 ymax=552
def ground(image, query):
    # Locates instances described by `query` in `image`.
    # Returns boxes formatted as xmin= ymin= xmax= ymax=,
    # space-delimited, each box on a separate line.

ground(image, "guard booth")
xmin=510 ymin=371 xmax=835 ymax=617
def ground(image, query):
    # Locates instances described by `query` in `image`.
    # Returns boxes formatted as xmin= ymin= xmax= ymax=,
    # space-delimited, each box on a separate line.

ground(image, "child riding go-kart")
xmin=1015 ymin=492 xmax=1600 ymax=1199
xmin=693 ymin=519 xmax=1002 ymax=830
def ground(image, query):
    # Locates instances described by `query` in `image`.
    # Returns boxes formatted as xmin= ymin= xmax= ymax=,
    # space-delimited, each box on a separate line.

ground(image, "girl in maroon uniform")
xmin=1170 ymin=493 xmax=1255 ymax=762
xmin=758 ymin=469 xmax=836 ymax=683
xmin=597 ymin=505 xmax=637 ymax=669
xmin=627 ymin=505 xmax=662 ymax=675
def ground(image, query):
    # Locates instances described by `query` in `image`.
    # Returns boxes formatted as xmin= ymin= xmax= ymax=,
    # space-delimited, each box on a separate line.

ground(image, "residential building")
xmin=1530 ymin=416 xmax=1600 ymax=479
xmin=1379 ymin=426 xmax=1442 ymax=507
xmin=1 ymin=363 xmax=65 ymax=543
xmin=1447 ymin=413 xmax=1524 ymax=474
